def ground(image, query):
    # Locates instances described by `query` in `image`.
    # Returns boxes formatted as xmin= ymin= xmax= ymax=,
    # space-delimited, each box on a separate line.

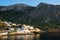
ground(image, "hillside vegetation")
xmin=0 ymin=3 xmax=60 ymax=30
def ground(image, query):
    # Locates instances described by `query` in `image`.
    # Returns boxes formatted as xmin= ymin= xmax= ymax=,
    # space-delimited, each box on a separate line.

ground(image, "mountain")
xmin=23 ymin=3 xmax=60 ymax=29
xmin=0 ymin=3 xmax=60 ymax=30
xmin=0 ymin=4 xmax=35 ymax=11
xmin=0 ymin=4 xmax=35 ymax=23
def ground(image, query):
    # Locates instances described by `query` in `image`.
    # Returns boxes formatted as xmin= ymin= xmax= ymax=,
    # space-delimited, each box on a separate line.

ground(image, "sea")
xmin=0 ymin=32 xmax=60 ymax=40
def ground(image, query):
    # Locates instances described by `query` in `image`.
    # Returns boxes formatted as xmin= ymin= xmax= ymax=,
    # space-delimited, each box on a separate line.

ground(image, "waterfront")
xmin=0 ymin=34 xmax=40 ymax=40
xmin=0 ymin=32 xmax=60 ymax=40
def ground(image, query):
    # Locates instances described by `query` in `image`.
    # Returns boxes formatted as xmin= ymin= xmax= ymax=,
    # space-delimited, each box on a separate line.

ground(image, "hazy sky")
xmin=0 ymin=0 xmax=60 ymax=6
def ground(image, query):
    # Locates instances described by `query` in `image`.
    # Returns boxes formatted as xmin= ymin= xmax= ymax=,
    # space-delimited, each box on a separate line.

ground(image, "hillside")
xmin=23 ymin=3 xmax=60 ymax=30
xmin=0 ymin=4 xmax=35 ymax=23
xmin=0 ymin=3 xmax=60 ymax=30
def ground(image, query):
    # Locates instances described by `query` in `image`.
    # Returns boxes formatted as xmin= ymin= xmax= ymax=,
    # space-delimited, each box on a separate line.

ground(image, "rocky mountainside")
xmin=0 ymin=4 xmax=35 ymax=23
xmin=0 ymin=4 xmax=35 ymax=11
xmin=24 ymin=3 xmax=60 ymax=28
xmin=0 ymin=3 xmax=60 ymax=29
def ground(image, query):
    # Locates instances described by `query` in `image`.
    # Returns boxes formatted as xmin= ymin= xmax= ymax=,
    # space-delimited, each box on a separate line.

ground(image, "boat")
xmin=0 ymin=30 xmax=8 ymax=36
xmin=0 ymin=32 xmax=8 ymax=36
xmin=16 ymin=30 xmax=33 ymax=35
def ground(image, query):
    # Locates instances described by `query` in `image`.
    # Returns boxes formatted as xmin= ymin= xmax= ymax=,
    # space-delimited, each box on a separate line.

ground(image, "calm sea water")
xmin=0 ymin=32 xmax=60 ymax=40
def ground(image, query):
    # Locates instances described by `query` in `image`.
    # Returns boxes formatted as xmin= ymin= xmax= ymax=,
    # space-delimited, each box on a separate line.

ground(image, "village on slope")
xmin=0 ymin=20 xmax=44 ymax=36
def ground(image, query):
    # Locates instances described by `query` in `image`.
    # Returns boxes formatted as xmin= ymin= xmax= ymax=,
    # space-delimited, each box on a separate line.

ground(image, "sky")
xmin=0 ymin=0 xmax=60 ymax=6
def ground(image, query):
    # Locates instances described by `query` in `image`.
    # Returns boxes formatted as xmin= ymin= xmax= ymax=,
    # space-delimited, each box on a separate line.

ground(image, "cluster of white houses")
xmin=0 ymin=21 xmax=42 ymax=36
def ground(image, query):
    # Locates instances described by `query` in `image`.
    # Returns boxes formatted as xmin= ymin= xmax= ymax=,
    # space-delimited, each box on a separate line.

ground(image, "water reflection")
xmin=1 ymin=32 xmax=60 ymax=40
xmin=0 ymin=34 xmax=40 ymax=40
